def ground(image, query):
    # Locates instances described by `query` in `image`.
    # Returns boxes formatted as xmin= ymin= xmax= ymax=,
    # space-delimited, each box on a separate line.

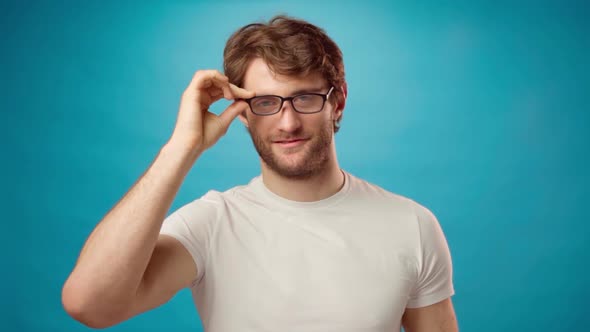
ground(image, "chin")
xmin=268 ymin=151 xmax=329 ymax=180
xmin=251 ymin=127 xmax=333 ymax=179
xmin=272 ymin=157 xmax=310 ymax=175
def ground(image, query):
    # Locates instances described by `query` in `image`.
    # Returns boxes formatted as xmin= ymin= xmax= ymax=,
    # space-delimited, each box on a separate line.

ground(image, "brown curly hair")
xmin=223 ymin=15 xmax=346 ymax=132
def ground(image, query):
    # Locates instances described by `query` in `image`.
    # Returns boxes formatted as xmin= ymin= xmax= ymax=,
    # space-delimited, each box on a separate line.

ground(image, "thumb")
xmin=218 ymin=100 xmax=249 ymax=132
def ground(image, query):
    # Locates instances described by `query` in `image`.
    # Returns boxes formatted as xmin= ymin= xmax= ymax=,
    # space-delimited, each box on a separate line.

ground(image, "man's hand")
xmin=169 ymin=69 xmax=255 ymax=154
xmin=62 ymin=70 xmax=254 ymax=328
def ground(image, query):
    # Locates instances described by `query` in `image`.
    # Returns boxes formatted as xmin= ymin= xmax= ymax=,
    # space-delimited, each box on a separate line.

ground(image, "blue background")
xmin=4 ymin=0 xmax=589 ymax=331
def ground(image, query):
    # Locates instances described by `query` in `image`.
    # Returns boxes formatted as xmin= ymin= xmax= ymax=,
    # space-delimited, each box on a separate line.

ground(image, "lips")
xmin=274 ymin=138 xmax=308 ymax=148
xmin=275 ymin=138 xmax=305 ymax=143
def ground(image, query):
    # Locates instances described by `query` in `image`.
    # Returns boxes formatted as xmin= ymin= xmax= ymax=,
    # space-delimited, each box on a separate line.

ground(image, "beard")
xmin=248 ymin=120 xmax=334 ymax=180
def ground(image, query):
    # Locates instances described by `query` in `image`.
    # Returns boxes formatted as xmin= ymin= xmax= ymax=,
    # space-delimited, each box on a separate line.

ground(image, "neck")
xmin=260 ymin=149 xmax=344 ymax=203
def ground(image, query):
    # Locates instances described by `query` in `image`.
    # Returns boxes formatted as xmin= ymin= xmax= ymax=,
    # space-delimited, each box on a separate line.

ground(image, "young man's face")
xmin=241 ymin=58 xmax=341 ymax=179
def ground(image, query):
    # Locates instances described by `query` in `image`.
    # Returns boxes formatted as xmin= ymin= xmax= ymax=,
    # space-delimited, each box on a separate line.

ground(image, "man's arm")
xmin=402 ymin=298 xmax=458 ymax=332
xmin=61 ymin=70 xmax=254 ymax=328
xmin=61 ymin=142 xmax=201 ymax=328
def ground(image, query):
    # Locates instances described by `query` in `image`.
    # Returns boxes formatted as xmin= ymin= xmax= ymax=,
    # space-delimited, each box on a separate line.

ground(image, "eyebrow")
xmin=257 ymin=87 xmax=326 ymax=97
xmin=291 ymin=88 xmax=327 ymax=95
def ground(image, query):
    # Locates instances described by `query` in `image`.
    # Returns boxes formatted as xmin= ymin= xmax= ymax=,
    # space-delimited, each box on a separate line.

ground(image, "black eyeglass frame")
xmin=239 ymin=86 xmax=335 ymax=116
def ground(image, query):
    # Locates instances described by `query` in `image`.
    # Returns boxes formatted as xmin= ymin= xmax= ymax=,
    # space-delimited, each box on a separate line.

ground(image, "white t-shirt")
xmin=160 ymin=170 xmax=455 ymax=332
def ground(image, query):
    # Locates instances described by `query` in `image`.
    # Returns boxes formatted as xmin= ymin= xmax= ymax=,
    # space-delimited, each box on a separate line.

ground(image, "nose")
xmin=275 ymin=100 xmax=302 ymax=133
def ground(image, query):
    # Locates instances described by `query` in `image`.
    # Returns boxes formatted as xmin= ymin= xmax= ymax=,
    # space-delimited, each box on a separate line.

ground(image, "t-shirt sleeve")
xmin=406 ymin=203 xmax=455 ymax=308
xmin=159 ymin=191 xmax=221 ymax=287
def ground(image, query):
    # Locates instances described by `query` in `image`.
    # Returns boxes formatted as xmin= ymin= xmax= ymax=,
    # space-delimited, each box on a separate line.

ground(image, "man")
xmin=62 ymin=15 xmax=458 ymax=332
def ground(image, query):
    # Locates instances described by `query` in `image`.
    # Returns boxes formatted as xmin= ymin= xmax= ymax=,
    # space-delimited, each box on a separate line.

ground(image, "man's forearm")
xmin=63 ymin=142 xmax=200 ymax=313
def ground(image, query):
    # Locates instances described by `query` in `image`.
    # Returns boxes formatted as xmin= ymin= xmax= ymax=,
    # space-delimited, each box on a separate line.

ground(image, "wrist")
xmin=161 ymin=141 xmax=203 ymax=163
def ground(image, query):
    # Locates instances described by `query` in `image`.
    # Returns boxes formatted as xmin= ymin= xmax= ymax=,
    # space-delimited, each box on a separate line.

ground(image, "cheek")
xmin=248 ymin=118 xmax=271 ymax=137
xmin=313 ymin=113 xmax=334 ymax=128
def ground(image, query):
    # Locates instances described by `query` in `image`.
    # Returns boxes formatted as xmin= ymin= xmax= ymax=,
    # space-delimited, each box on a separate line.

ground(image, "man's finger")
xmin=204 ymin=73 xmax=235 ymax=100
xmin=208 ymin=89 xmax=225 ymax=104
xmin=229 ymin=83 xmax=255 ymax=99
xmin=186 ymin=69 xmax=254 ymax=102
xmin=188 ymin=70 xmax=228 ymax=91
xmin=218 ymin=100 xmax=249 ymax=130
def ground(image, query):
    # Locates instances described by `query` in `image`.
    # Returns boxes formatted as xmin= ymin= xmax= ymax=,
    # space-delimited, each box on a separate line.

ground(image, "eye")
xmin=294 ymin=94 xmax=320 ymax=105
xmin=253 ymin=97 xmax=279 ymax=108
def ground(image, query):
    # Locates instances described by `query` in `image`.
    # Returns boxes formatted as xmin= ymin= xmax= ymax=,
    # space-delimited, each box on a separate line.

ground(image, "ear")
xmin=334 ymin=82 xmax=347 ymax=121
xmin=238 ymin=110 xmax=249 ymax=128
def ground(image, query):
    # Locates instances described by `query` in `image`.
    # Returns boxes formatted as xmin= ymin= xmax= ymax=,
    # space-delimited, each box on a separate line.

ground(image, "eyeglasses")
xmin=240 ymin=86 xmax=335 ymax=116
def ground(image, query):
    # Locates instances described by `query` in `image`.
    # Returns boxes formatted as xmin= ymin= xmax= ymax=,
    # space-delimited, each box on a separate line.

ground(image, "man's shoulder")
xmin=172 ymin=177 xmax=262 ymax=221
xmin=346 ymin=171 xmax=429 ymax=214
xmin=346 ymin=172 xmax=412 ymax=201
xmin=191 ymin=175 xmax=262 ymax=204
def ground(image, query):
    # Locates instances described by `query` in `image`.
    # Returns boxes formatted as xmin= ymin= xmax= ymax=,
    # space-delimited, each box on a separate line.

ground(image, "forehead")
xmin=242 ymin=58 xmax=327 ymax=95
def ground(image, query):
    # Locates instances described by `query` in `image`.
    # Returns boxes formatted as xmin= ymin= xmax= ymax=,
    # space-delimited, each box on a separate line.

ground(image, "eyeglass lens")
xmin=251 ymin=94 xmax=325 ymax=115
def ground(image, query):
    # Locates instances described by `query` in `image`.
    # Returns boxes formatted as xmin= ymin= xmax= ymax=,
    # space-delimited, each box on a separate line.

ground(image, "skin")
xmin=239 ymin=58 xmax=458 ymax=331
xmin=61 ymin=58 xmax=458 ymax=331
xmin=403 ymin=298 xmax=459 ymax=331
xmin=61 ymin=70 xmax=254 ymax=328
xmin=238 ymin=57 xmax=346 ymax=201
